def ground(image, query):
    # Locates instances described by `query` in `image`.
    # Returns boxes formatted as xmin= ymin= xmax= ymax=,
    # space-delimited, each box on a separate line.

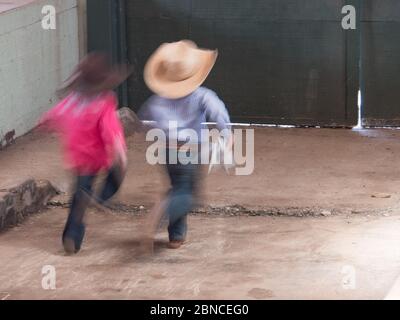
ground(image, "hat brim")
xmin=144 ymin=44 xmax=218 ymax=99
xmin=86 ymin=65 xmax=133 ymax=93
xmin=60 ymin=65 xmax=132 ymax=95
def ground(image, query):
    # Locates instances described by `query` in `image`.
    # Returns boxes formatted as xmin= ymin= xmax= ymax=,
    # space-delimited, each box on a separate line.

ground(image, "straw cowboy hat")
xmin=144 ymin=40 xmax=218 ymax=99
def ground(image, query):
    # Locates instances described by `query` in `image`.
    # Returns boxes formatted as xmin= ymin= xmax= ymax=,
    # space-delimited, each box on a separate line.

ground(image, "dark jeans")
xmin=62 ymin=165 xmax=124 ymax=251
xmin=164 ymin=155 xmax=201 ymax=242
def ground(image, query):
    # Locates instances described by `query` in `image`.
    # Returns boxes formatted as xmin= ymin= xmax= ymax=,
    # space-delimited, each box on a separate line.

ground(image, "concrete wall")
xmin=0 ymin=0 xmax=80 ymax=148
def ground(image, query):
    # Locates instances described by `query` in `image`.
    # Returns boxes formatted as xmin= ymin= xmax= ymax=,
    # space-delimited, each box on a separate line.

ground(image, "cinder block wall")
xmin=0 ymin=0 xmax=80 ymax=148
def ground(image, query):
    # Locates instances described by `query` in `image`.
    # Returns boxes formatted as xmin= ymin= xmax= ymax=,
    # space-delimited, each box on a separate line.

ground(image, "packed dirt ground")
xmin=1 ymin=208 xmax=400 ymax=300
xmin=1 ymin=128 xmax=400 ymax=213
xmin=1 ymin=127 xmax=400 ymax=299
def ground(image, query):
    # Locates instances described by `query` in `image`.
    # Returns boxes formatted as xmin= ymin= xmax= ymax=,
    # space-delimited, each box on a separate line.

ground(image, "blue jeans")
xmin=164 ymin=157 xmax=200 ymax=242
xmin=62 ymin=165 xmax=124 ymax=251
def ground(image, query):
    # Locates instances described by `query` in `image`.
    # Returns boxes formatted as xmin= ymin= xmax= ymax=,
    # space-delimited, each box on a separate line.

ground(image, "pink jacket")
xmin=40 ymin=91 xmax=126 ymax=175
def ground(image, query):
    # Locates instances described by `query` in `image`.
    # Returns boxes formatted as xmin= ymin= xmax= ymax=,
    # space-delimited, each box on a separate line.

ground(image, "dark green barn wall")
xmin=86 ymin=1 xmax=400 ymax=127
xmin=86 ymin=0 xmax=129 ymax=107
xmin=125 ymin=0 xmax=359 ymax=126
xmin=361 ymin=0 xmax=400 ymax=127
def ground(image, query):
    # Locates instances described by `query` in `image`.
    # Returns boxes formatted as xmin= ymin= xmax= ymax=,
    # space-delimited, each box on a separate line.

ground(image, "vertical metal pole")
xmin=357 ymin=0 xmax=364 ymax=127
xmin=344 ymin=0 xmax=362 ymax=127
xmin=77 ymin=0 xmax=87 ymax=59
xmin=116 ymin=0 xmax=129 ymax=107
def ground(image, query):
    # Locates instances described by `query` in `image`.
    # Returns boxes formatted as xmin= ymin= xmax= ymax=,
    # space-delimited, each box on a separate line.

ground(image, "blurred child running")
xmin=139 ymin=40 xmax=232 ymax=250
xmin=38 ymin=53 xmax=131 ymax=254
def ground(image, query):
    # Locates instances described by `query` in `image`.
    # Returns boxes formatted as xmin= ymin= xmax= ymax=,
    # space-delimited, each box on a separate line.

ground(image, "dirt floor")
xmin=2 ymin=128 xmax=400 ymax=213
xmin=1 ymin=127 xmax=400 ymax=299
xmin=1 ymin=208 xmax=400 ymax=299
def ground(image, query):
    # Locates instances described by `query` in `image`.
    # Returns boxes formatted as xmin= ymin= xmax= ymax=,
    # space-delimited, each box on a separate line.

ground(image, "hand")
xmin=114 ymin=135 xmax=127 ymax=170
xmin=119 ymin=150 xmax=128 ymax=171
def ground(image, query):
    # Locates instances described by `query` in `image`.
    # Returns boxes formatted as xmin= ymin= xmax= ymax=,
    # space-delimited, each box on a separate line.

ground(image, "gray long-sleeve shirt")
xmin=138 ymin=87 xmax=231 ymax=142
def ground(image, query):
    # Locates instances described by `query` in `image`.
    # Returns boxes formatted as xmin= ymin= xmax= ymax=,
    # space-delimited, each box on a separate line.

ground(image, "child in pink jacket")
xmin=39 ymin=53 xmax=130 ymax=254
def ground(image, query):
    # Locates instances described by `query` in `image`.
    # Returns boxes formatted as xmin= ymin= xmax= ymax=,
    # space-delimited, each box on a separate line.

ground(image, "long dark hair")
xmin=57 ymin=52 xmax=131 ymax=98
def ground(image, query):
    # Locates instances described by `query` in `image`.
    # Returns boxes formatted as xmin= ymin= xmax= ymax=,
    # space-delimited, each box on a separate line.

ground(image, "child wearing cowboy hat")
xmin=139 ymin=40 xmax=232 ymax=250
xmin=38 ymin=53 xmax=131 ymax=254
